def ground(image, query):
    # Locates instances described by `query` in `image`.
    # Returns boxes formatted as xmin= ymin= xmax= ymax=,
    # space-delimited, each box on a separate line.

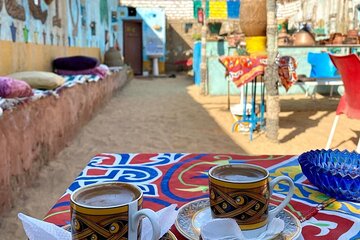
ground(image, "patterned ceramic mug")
xmin=70 ymin=182 xmax=160 ymax=240
xmin=208 ymin=164 xmax=294 ymax=237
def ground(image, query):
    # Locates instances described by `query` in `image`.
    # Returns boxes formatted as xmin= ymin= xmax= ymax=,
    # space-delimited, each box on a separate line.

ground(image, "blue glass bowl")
xmin=298 ymin=149 xmax=360 ymax=202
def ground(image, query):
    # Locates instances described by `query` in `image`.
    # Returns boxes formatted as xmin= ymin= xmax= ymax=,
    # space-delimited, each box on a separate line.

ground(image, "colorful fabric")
xmin=56 ymin=66 xmax=108 ymax=79
xmin=227 ymin=0 xmax=240 ymax=19
xmin=0 ymin=77 xmax=33 ymax=98
xmin=193 ymin=0 xmax=209 ymax=19
xmin=209 ymin=0 xmax=227 ymax=19
xmin=44 ymin=153 xmax=360 ymax=239
xmin=0 ymin=74 xmax=108 ymax=117
xmin=276 ymin=55 xmax=298 ymax=92
xmin=219 ymin=55 xmax=267 ymax=88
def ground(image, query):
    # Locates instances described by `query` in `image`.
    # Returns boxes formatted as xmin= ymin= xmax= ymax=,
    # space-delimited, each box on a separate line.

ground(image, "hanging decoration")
xmin=34 ymin=31 xmax=38 ymax=44
xmin=53 ymin=0 xmax=62 ymax=27
xmin=56 ymin=33 xmax=60 ymax=45
xmin=80 ymin=2 xmax=86 ymax=27
xmin=42 ymin=30 xmax=47 ymax=44
xmin=5 ymin=0 xmax=26 ymax=21
xmin=209 ymin=0 xmax=227 ymax=19
xmin=28 ymin=0 xmax=48 ymax=24
xmin=227 ymin=0 xmax=240 ymax=19
xmin=276 ymin=55 xmax=298 ymax=92
xmin=90 ymin=21 xmax=96 ymax=36
xmin=69 ymin=0 xmax=79 ymax=37
xmin=100 ymin=0 xmax=109 ymax=25
xmin=10 ymin=22 xmax=17 ymax=42
xmin=50 ymin=32 xmax=54 ymax=45
xmin=111 ymin=11 xmax=117 ymax=23
xmin=23 ymin=26 xmax=29 ymax=43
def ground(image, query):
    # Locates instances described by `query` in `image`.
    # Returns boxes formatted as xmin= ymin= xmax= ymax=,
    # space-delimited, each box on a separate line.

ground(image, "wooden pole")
xmin=200 ymin=0 xmax=208 ymax=95
xmin=264 ymin=0 xmax=280 ymax=142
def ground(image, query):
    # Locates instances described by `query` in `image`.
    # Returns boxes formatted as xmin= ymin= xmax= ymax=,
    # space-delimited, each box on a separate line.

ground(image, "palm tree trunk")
xmin=265 ymin=0 xmax=280 ymax=142
xmin=200 ymin=0 xmax=208 ymax=95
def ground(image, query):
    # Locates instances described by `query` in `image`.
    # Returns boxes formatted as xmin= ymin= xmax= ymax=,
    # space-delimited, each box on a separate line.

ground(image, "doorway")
xmin=123 ymin=21 xmax=143 ymax=75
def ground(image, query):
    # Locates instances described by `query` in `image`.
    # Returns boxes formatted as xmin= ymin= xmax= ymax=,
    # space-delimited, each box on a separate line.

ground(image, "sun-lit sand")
xmin=1 ymin=74 xmax=358 ymax=239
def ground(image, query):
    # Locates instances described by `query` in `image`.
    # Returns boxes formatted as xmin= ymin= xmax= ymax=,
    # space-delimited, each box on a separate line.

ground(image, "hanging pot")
xmin=240 ymin=0 xmax=267 ymax=37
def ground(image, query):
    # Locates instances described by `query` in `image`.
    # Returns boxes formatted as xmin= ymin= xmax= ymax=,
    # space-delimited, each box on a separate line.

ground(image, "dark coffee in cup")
xmin=75 ymin=184 xmax=137 ymax=207
xmin=70 ymin=182 xmax=160 ymax=240
xmin=211 ymin=165 xmax=266 ymax=182
xmin=208 ymin=163 xmax=294 ymax=236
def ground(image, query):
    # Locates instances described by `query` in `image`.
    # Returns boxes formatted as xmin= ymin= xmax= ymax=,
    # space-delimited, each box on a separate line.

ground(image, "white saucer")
xmin=175 ymin=198 xmax=302 ymax=240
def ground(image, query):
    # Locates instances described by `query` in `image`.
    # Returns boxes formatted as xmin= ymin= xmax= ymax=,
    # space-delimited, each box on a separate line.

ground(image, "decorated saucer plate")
xmin=62 ymin=225 xmax=177 ymax=240
xmin=175 ymin=198 xmax=302 ymax=240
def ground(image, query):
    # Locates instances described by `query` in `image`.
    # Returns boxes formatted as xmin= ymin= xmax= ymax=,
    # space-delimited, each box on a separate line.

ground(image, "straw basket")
xmin=240 ymin=0 xmax=267 ymax=37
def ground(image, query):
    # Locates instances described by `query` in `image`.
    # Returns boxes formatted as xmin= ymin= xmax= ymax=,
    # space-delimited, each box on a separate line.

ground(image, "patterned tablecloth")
xmin=44 ymin=153 xmax=360 ymax=239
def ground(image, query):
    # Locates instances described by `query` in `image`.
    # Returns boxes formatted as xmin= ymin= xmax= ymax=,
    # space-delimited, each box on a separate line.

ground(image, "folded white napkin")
xmin=19 ymin=204 xmax=178 ymax=240
xmin=200 ymin=218 xmax=285 ymax=240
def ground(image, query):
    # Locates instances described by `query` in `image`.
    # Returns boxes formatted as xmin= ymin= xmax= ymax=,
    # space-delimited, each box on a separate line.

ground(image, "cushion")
xmin=56 ymin=65 xmax=109 ymax=79
xmin=53 ymin=56 xmax=100 ymax=71
xmin=8 ymin=71 xmax=65 ymax=90
xmin=0 ymin=77 xmax=33 ymax=98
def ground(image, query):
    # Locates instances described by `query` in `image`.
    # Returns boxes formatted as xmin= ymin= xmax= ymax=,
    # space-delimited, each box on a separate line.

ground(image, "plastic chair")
xmin=326 ymin=54 xmax=360 ymax=152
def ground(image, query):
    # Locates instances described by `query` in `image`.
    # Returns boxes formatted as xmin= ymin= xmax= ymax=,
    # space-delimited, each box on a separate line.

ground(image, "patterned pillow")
xmin=7 ymin=71 xmax=65 ymax=90
xmin=53 ymin=56 xmax=100 ymax=71
xmin=0 ymin=77 xmax=33 ymax=98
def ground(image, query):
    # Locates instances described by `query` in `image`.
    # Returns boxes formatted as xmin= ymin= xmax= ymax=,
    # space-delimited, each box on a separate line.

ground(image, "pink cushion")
xmin=0 ymin=77 xmax=33 ymax=98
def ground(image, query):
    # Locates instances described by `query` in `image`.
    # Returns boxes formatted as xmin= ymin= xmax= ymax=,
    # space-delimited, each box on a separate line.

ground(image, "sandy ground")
xmin=1 ymin=74 xmax=359 ymax=239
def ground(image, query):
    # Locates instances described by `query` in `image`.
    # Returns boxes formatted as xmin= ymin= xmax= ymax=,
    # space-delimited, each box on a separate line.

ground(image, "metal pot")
xmin=292 ymin=30 xmax=316 ymax=46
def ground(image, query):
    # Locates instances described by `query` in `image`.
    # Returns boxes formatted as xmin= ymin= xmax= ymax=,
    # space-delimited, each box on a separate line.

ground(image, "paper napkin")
xmin=200 ymin=218 xmax=285 ymax=240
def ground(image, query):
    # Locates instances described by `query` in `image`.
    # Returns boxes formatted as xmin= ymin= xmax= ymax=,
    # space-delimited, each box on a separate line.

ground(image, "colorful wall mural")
xmin=0 ymin=0 xmax=120 ymax=55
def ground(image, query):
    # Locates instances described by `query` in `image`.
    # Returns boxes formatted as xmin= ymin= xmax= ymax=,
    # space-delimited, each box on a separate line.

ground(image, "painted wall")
xmin=0 ymin=0 xmax=120 ymax=70
xmin=118 ymin=6 xmax=166 ymax=73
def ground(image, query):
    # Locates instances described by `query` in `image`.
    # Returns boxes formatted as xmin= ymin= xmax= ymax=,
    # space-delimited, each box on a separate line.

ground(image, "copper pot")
xmin=347 ymin=29 xmax=358 ymax=37
xmin=292 ymin=30 xmax=316 ymax=46
xmin=331 ymin=33 xmax=344 ymax=44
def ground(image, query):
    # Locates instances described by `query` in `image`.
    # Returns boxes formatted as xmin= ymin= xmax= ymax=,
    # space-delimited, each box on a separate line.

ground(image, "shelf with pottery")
xmin=279 ymin=44 xmax=360 ymax=48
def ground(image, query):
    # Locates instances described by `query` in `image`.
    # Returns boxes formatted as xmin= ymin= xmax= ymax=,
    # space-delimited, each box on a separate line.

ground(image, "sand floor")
xmin=1 ymin=75 xmax=359 ymax=239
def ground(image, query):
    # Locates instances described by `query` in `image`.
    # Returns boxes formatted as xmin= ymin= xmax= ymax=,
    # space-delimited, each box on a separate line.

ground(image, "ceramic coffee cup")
xmin=208 ymin=164 xmax=294 ymax=237
xmin=70 ymin=182 xmax=160 ymax=240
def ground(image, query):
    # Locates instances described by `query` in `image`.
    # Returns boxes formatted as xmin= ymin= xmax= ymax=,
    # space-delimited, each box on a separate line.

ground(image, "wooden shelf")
xmin=279 ymin=44 xmax=360 ymax=48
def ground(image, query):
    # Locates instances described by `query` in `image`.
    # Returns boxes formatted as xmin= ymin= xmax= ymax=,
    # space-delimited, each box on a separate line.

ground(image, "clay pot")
xmin=104 ymin=47 xmax=124 ymax=67
xmin=278 ymin=29 xmax=290 ymax=46
xmin=240 ymin=0 xmax=267 ymax=37
xmin=292 ymin=30 xmax=316 ymax=46
xmin=44 ymin=0 xmax=54 ymax=5
xmin=331 ymin=33 xmax=344 ymax=44
xmin=347 ymin=29 xmax=358 ymax=37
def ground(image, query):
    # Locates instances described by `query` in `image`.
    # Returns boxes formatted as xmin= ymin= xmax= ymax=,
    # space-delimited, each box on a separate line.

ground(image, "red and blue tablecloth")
xmin=44 ymin=153 xmax=360 ymax=239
